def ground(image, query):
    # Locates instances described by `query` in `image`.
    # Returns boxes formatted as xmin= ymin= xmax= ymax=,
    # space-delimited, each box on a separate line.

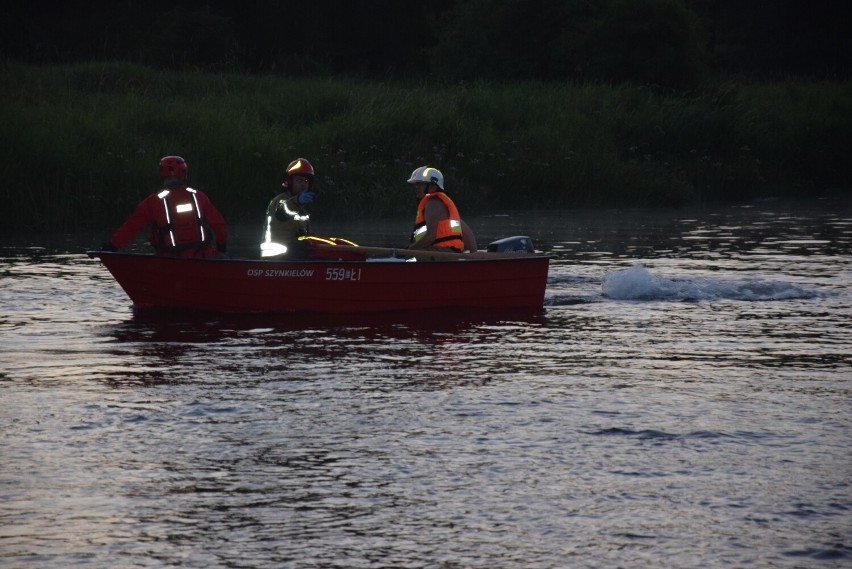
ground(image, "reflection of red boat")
xmin=88 ymin=244 xmax=550 ymax=314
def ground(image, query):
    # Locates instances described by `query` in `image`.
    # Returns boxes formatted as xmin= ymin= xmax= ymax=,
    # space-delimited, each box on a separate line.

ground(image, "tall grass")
xmin=2 ymin=60 xmax=850 ymax=232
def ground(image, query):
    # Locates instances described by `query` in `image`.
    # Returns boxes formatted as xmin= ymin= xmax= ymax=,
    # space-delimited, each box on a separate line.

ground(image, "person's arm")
xmin=409 ymin=198 xmax=447 ymax=250
xmin=108 ymin=196 xmax=154 ymax=250
xmin=460 ymin=219 xmax=477 ymax=252
xmin=273 ymin=194 xmax=306 ymax=221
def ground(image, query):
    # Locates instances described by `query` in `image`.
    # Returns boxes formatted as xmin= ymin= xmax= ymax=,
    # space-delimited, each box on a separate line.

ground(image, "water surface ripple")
xmin=1 ymin=200 xmax=850 ymax=568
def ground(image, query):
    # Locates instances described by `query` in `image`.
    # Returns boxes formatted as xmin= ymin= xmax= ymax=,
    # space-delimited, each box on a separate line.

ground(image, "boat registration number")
xmin=325 ymin=267 xmax=362 ymax=281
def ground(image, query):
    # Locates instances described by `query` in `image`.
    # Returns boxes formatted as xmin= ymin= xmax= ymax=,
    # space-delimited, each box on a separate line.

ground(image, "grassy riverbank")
xmin=2 ymin=60 xmax=850 ymax=232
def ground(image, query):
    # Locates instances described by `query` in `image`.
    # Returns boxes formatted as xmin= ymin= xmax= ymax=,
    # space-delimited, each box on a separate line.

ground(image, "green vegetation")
xmin=2 ymin=60 xmax=850 ymax=232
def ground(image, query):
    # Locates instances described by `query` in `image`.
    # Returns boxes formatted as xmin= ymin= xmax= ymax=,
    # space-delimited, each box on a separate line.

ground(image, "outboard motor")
xmin=487 ymin=236 xmax=535 ymax=253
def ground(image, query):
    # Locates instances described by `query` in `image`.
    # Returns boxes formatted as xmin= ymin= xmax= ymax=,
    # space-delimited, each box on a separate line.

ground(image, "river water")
xmin=1 ymin=199 xmax=850 ymax=568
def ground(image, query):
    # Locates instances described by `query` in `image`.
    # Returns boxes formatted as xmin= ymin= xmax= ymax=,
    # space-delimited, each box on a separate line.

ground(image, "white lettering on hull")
xmin=246 ymin=268 xmax=315 ymax=278
xmin=325 ymin=268 xmax=362 ymax=281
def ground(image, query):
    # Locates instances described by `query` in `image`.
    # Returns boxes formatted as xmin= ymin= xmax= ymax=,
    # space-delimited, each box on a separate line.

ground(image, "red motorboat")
xmin=87 ymin=239 xmax=550 ymax=314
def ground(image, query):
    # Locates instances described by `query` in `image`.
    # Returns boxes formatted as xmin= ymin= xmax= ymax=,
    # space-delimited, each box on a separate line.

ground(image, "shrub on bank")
xmin=1 ymin=60 xmax=849 ymax=232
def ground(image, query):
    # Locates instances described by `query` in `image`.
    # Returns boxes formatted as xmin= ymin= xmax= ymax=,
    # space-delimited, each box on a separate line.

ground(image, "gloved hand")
xmin=297 ymin=191 xmax=315 ymax=205
xmin=101 ymin=242 xmax=118 ymax=252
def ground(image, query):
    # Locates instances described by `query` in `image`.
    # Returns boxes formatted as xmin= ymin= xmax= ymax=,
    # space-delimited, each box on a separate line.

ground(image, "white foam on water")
xmin=601 ymin=264 xmax=820 ymax=301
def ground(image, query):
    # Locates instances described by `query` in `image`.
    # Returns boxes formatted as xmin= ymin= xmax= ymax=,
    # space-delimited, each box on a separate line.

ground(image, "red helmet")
xmin=283 ymin=158 xmax=315 ymax=185
xmin=159 ymin=156 xmax=188 ymax=180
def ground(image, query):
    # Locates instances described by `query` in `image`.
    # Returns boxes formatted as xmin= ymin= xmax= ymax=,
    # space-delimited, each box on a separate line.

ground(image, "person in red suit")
xmin=102 ymin=156 xmax=227 ymax=257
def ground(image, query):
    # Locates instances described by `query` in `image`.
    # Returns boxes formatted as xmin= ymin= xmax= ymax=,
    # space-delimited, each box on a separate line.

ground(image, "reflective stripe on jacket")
xmin=155 ymin=188 xmax=212 ymax=255
xmin=260 ymin=190 xmax=311 ymax=257
xmin=109 ymin=185 xmax=227 ymax=258
xmin=411 ymin=191 xmax=464 ymax=252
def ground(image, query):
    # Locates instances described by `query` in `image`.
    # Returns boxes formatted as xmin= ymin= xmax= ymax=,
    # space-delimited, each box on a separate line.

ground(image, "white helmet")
xmin=407 ymin=166 xmax=444 ymax=190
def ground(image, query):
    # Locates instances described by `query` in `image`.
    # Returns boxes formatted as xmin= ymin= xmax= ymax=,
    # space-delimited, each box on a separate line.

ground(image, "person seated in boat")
xmin=101 ymin=155 xmax=228 ymax=258
xmin=260 ymin=158 xmax=361 ymax=260
xmin=260 ymin=158 xmax=315 ymax=259
xmin=407 ymin=166 xmax=477 ymax=253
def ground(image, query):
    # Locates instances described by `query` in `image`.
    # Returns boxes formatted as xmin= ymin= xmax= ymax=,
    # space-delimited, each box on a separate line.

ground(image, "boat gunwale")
xmin=86 ymin=251 xmax=555 ymax=265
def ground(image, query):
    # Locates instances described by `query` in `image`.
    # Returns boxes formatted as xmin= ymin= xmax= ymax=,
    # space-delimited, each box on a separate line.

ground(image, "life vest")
xmin=154 ymin=187 xmax=212 ymax=256
xmin=411 ymin=191 xmax=464 ymax=252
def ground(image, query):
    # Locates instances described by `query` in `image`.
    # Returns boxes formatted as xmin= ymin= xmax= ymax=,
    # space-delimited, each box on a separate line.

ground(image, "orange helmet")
xmin=158 ymin=156 xmax=188 ymax=180
xmin=283 ymin=158 xmax=315 ymax=186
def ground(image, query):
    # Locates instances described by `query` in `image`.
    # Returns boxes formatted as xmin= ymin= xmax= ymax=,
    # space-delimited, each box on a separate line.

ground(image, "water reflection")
xmin=108 ymin=307 xmax=547 ymax=344
xmin=531 ymin=200 xmax=852 ymax=263
xmin=95 ymin=308 xmax=549 ymax=389
xmin=2 ymin=199 xmax=851 ymax=568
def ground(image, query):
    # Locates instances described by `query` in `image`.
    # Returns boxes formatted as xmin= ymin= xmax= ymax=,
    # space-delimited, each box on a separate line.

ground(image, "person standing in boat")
xmin=407 ymin=166 xmax=477 ymax=252
xmin=101 ymin=155 xmax=228 ymax=258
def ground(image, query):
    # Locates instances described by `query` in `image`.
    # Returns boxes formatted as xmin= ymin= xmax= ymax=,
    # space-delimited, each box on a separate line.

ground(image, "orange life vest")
xmin=411 ymin=192 xmax=464 ymax=252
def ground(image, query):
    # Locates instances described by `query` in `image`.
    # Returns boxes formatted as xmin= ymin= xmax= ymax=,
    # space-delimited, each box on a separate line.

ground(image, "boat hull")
xmin=89 ymin=252 xmax=550 ymax=314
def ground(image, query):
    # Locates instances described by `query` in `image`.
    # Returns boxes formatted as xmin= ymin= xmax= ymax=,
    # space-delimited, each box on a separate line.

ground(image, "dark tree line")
xmin=2 ymin=0 xmax=849 ymax=87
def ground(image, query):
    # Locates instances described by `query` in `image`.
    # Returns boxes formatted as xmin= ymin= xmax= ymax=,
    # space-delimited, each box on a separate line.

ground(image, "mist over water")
xmin=2 ymin=199 xmax=850 ymax=568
